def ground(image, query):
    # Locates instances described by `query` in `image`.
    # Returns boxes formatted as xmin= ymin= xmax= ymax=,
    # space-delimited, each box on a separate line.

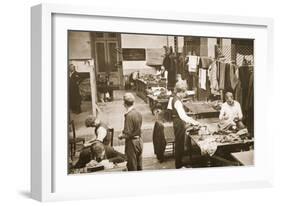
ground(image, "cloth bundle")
xmin=198 ymin=137 xmax=218 ymax=156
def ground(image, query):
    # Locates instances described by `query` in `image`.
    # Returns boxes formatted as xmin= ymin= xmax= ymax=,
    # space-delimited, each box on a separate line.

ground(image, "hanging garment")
xmin=229 ymin=64 xmax=239 ymax=90
xmin=245 ymin=71 xmax=254 ymax=112
xmin=224 ymin=63 xmax=233 ymax=92
xmin=208 ymin=62 xmax=220 ymax=95
xmin=245 ymin=71 xmax=254 ymax=135
xmin=200 ymin=57 xmax=213 ymax=69
xmin=218 ymin=62 xmax=226 ymax=90
xmin=199 ymin=68 xmax=207 ymax=90
xmin=152 ymin=121 xmax=167 ymax=162
xmin=239 ymin=66 xmax=251 ymax=112
xmin=178 ymin=54 xmax=186 ymax=78
xmin=235 ymin=80 xmax=243 ymax=107
xmin=163 ymin=54 xmax=175 ymax=90
xmin=167 ymin=55 xmax=177 ymax=89
xmin=187 ymin=55 xmax=199 ymax=72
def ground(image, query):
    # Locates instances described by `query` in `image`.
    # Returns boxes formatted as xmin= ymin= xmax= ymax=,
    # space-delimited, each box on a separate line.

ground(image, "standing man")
xmin=69 ymin=64 xmax=82 ymax=114
xmin=171 ymin=83 xmax=200 ymax=169
xmin=118 ymin=93 xmax=143 ymax=171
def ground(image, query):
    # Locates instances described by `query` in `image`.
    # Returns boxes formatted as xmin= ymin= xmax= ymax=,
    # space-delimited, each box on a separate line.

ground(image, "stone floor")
xmin=69 ymin=89 xmax=173 ymax=170
xmin=69 ymin=90 xmax=229 ymax=172
xmin=70 ymin=90 xmax=159 ymax=144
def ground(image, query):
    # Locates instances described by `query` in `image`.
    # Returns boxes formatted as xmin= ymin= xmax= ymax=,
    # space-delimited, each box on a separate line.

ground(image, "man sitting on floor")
xmin=219 ymin=92 xmax=245 ymax=131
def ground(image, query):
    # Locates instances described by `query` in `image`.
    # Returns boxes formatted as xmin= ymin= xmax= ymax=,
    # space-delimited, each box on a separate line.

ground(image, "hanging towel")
xmin=187 ymin=55 xmax=199 ymax=72
xmin=199 ymin=68 xmax=207 ymax=90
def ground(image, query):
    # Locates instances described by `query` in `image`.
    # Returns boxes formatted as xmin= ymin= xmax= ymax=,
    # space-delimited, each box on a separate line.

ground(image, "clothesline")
xmin=186 ymin=54 xmax=254 ymax=69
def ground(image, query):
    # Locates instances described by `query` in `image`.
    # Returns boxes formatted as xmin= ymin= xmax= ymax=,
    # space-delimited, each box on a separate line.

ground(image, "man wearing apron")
xmin=118 ymin=93 xmax=143 ymax=171
xmin=172 ymin=83 xmax=200 ymax=169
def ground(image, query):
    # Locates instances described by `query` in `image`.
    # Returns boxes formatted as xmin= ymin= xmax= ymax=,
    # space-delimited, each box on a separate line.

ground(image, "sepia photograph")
xmin=67 ymin=31 xmax=254 ymax=174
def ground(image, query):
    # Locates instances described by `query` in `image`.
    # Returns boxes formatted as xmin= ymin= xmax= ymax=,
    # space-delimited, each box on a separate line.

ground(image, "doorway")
xmin=92 ymin=32 xmax=123 ymax=89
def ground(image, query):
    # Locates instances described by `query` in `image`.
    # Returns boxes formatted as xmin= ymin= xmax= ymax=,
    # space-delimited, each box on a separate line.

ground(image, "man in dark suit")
xmin=69 ymin=64 xmax=82 ymax=114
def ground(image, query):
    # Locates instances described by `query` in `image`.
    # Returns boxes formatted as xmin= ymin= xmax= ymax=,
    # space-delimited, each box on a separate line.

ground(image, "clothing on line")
xmin=218 ymin=62 xmax=226 ymax=90
xmin=199 ymin=68 xmax=207 ymax=90
xmin=229 ymin=64 xmax=239 ymax=90
xmin=200 ymin=57 xmax=213 ymax=69
xmin=186 ymin=55 xmax=200 ymax=72
xmin=208 ymin=61 xmax=220 ymax=95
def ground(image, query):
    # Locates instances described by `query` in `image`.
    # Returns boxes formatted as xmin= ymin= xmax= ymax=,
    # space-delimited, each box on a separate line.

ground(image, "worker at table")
xmin=171 ymin=82 xmax=200 ymax=169
xmin=219 ymin=92 xmax=245 ymax=130
xmin=74 ymin=140 xmax=127 ymax=169
xmin=84 ymin=115 xmax=111 ymax=146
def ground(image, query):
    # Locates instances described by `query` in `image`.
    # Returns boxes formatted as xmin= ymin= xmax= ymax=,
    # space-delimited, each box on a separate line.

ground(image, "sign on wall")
xmin=122 ymin=48 xmax=146 ymax=61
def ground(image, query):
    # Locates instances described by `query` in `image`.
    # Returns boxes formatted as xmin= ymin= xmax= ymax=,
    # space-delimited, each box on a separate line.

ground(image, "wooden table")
xmin=147 ymin=94 xmax=193 ymax=114
xmin=72 ymin=162 xmax=128 ymax=174
xmin=231 ymin=150 xmax=254 ymax=166
xmin=183 ymin=102 xmax=220 ymax=119
xmin=135 ymin=79 xmax=166 ymax=102
xmin=147 ymin=94 xmax=170 ymax=114
xmin=187 ymin=131 xmax=254 ymax=166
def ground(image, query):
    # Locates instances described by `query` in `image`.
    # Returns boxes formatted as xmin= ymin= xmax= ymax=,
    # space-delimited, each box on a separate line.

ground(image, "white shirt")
xmin=174 ymin=100 xmax=198 ymax=125
xmin=219 ymin=101 xmax=243 ymax=121
xmin=96 ymin=126 xmax=107 ymax=142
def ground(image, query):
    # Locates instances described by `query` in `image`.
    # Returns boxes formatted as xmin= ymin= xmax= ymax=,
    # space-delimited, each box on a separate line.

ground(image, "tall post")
xmin=89 ymin=59 xmax=97 ymax=117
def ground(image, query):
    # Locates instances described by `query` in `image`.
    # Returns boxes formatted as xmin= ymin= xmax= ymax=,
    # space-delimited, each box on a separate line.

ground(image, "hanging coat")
xmin=208 ymin=62 xmax=220 ymax=95
xmin=152 ymin=121 xmax=167 ymax=160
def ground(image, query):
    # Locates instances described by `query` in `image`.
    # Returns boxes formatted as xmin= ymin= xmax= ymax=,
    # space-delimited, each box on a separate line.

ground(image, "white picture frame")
xmin=31 ymin=3 xmax=274 ymax=202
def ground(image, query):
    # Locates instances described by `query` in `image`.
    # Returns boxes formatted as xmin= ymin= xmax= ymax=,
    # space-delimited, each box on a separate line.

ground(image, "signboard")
xmin=122 ymin=48 xmax=146 ymax=61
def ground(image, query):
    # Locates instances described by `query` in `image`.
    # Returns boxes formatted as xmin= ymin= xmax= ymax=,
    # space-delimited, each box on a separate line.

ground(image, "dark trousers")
xmin=125 ymin=138 xmax=143 ymax=171
xmin=173 ymin=118 xmax=186 ymax=169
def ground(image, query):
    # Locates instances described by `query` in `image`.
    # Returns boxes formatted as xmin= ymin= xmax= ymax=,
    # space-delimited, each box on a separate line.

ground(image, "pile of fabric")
xmin=139 ymin=74 xmax=165 ymax=84
xmin=196 ymin=127 xmax=250 ymax=156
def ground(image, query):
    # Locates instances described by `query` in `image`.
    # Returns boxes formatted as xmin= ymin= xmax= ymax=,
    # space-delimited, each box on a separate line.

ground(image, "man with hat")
xmin=118 ymin=93 xmax=143 ymax=171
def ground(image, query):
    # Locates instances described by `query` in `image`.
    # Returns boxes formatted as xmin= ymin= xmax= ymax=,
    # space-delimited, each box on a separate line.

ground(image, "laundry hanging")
xmin=229 ymin=64 xmax=239 ymax=90
xmin=208 ymin=61 xmax=220 ymax=95
xmin=218 ymin=62 xmax=226 ymax=90
xmin=186 ymin=55 xmax=200 ymax=72
xmin=199 ymin=68 xmax=207 ymax=90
